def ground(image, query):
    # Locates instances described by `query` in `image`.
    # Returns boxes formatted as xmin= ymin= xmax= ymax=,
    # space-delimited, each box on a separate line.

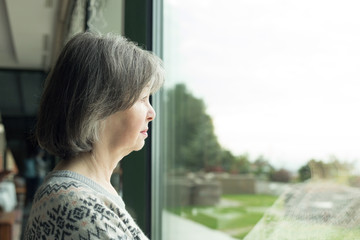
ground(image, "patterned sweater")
xmin=24 ymin=170 xmax=149 ymax=240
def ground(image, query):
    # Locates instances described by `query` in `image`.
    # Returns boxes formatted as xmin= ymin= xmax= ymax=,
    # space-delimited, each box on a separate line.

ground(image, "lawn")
xmin=168 ymin=194 xmax=278 ymax=239
xmin=168 ymin=185 xmax=360 ymax=239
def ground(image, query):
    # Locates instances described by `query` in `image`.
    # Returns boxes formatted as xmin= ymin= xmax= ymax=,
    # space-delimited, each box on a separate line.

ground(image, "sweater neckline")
xmin=46 ymin=169 xmax=126 ymax=209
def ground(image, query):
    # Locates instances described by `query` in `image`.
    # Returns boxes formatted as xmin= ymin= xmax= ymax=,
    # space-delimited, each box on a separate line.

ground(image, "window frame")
xmin=122 ymin=0 xmax=154 ymax=237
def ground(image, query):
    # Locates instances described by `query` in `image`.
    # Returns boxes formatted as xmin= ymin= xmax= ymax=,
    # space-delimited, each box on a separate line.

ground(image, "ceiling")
xmin=0 ymin=0 xmax=123 ymax=117
xmin=0 ymin=0 xmax=59 ymax=70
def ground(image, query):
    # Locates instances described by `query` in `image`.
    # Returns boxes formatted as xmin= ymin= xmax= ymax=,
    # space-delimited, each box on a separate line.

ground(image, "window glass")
xmin=159 ymin=0 xmax=360 ymax=239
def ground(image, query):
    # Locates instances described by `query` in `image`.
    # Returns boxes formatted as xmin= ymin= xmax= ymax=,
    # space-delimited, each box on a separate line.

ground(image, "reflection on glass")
xmin=160 ymin=0 xmax=360 ymax=239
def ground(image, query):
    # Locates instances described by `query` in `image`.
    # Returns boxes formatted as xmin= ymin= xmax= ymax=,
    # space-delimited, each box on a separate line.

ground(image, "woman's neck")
xmin=54 ymin=151 xmax=120 ymax=195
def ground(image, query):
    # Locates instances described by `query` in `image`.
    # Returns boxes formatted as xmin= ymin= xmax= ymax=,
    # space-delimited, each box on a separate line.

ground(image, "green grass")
xmin=167 ymin=194 xmax=360 ymax=239
xmin=222 ymin=194 xmax=278 ymax=207
xmin=167 ymin=194 xmax=278 ymax=239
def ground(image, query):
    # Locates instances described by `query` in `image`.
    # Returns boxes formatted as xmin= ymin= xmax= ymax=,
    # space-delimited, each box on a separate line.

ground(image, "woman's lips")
xmin=141 ymin=130 xmax=148 ymax=137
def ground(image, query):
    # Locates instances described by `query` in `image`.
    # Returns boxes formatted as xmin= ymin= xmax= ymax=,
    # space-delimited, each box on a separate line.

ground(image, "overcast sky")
xmin=163 ymin=0 xmax=360 ymax=171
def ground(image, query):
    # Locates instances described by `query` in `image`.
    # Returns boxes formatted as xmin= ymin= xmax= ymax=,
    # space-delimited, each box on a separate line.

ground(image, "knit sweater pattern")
xmin=24 ymin=170 xmax=149 ymax=240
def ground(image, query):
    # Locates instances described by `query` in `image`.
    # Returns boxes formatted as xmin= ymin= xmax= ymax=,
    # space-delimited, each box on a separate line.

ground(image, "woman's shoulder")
xmin=32 ymin=170 xmax=91 ymax=202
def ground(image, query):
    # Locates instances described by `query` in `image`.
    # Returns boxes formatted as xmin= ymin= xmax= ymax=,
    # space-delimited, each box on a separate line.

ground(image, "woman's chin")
xmin=131 ymin=141 xmax=146 ymax=152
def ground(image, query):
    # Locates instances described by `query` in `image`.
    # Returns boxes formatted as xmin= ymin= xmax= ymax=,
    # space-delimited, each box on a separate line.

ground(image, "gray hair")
xmin=36 ymin=32 xmax=164 ymax=159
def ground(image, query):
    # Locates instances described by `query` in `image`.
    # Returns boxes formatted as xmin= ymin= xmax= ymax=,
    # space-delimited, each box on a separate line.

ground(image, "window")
xmin=154 ymin=0 xmax=360 ymax=239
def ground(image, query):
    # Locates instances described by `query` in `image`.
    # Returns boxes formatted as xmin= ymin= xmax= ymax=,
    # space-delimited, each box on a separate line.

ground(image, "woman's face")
xmin=101 ymin=87 xmax=156 ymax=158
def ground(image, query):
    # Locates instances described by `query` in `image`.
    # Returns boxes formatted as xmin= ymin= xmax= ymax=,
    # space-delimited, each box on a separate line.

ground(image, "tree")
xmin=270 ymin=168 xmax=292 ymax=182
xmin=298 ymin=163 xmax=311 ymax=182
xmin=166 ymin=84 xmax=223 ymax=171
xmin=252 ymin=155 xmax=274 ymax=180
xmin=221 ymin=150 xmax=235 ymax=172
xmin=237 ymin=154 xmax=251 ymax=174
xmin=228 ymin=153 xmax=251 ymax=174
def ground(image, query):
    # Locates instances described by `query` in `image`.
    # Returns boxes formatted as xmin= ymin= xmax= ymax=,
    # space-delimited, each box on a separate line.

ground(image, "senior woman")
xmin=24 ymin=32 xmax=164 ymax=240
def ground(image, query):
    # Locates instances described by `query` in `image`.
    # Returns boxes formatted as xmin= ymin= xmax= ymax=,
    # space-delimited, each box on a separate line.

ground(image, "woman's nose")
xmin=147 ymin=104 xmax=156 ymax=121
